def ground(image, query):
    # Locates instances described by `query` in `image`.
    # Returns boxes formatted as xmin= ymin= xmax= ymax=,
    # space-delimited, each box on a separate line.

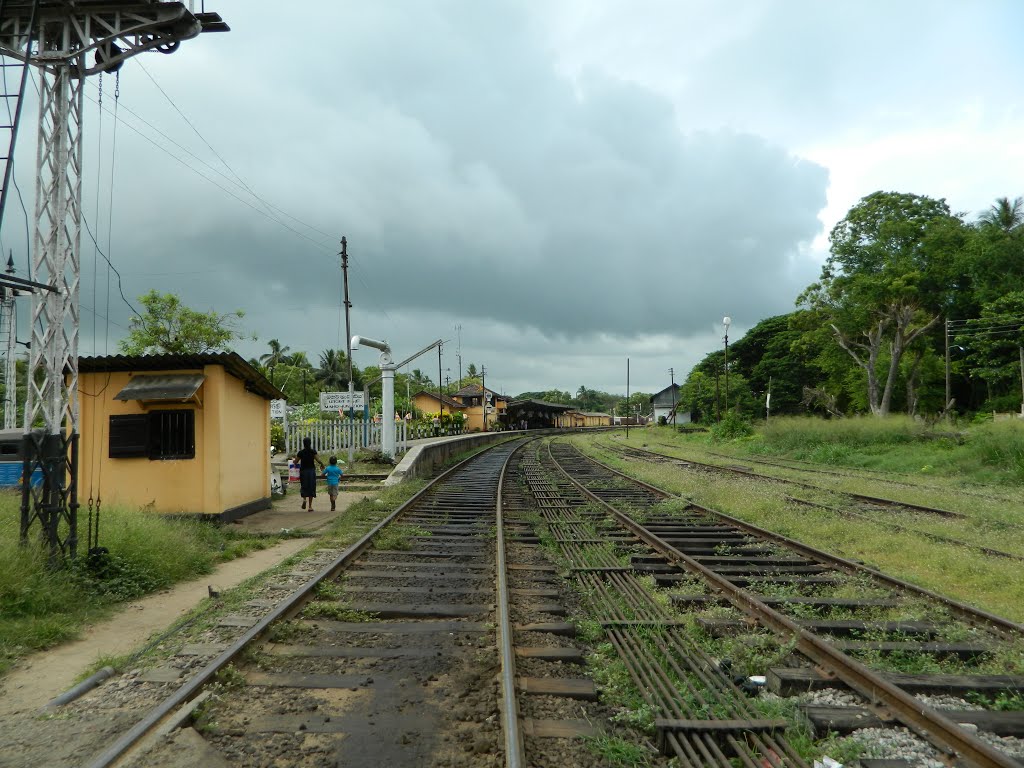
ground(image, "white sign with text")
xmin=320 ymin=391 xmax=366 ymax=411
xmin=270 ymin=399 xmax=287 ymax=418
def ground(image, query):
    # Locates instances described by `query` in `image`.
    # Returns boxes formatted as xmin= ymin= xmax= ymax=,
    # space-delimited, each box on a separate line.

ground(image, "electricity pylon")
xmin=1 ymin=253 xmax=17 ymax=429
xmin=0 ymin=1 xmax=228 ymax=562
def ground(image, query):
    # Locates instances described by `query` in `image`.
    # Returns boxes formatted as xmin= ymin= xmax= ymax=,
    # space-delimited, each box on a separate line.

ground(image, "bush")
xmin=711 ymin=414 xmax=754 ymax=440
xmin=270 ymin=422 xmax=285 ymax=452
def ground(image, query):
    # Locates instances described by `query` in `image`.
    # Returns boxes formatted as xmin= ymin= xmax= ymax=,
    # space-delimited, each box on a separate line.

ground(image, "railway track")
xmin=43 ymin=433 xmax=1023 ymax=767
xmin=539 ymin=439 xmax=1024 ymax=767
xmin=87 ymin=439 xmax=547 ymax=768
xmin=79 ymin=437 xmax=675 ymax=768
xmin=599 ymin=440 xmax=1024 ymax=561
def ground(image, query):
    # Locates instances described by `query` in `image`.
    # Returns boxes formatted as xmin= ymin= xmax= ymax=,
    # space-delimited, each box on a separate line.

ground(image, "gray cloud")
xmin=9 ymin=0 xmax=906 ymax=395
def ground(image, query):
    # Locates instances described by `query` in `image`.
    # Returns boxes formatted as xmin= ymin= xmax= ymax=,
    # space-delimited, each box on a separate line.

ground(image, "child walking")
xmin=323 ymin=455 xmax=345 ymax=512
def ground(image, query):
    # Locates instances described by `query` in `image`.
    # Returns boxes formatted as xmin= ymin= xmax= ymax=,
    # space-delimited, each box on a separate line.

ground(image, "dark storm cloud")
xmin=9 ymin=0 xmax=837 ymax=394
xmin=92 ymin=1 xmax=826 ymax=347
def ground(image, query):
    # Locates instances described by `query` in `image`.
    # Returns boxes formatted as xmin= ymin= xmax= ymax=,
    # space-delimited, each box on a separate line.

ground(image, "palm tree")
xmin=259 ymin=339 xmax=290 ymax=385
xmin=288 ymin=351 xmax=312 ymax=369
xmin=317 ymin=349 xmax=348 ymax=389
xmin=979 ymin=196 xmax=1024 ymax=233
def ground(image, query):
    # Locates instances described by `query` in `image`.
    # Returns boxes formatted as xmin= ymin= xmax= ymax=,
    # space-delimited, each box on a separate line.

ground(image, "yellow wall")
xmin=210 ymin=365 xmax=271 ymax=512
xmin=78 ymin=365 xmax=270 ymax=516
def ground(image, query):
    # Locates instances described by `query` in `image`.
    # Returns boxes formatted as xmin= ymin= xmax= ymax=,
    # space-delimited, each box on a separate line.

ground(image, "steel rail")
xmin=589 ymin=441 xmax=1024 ymax=636
xmin=86 ymin=440 xmax=527 ymax=768
xmin=548 ymin=441 xmax=1021 ymax=768
xmin=612 ymin=441 xmax=972 ymax=520
xmin=495 ymin=441 xmax=529 ymax=768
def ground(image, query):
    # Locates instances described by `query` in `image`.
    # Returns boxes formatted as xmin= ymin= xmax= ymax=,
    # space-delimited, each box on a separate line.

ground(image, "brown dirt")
xmin=0 ymin=490 xmax=367 ymax=716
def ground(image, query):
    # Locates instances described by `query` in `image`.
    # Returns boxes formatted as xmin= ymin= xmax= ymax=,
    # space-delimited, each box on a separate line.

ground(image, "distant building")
xmin=504 ymin=399 xmax=571 ymax=430
xmin=565 ymin=410 xmax=613 ymax=428
xmin=78 ymin=353 xmax=283 ymax=520
xmin=410 ymin=390 xmax=467 ymax=419
xmin=450 ymin=383 xmax=508 ymax=431
xmin=650 ymin=384 xmax=690 ymax=425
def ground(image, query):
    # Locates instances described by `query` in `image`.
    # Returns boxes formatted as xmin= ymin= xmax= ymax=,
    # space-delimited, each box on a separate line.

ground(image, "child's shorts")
xmin=327 ymin=484 xmax=339 ymax=499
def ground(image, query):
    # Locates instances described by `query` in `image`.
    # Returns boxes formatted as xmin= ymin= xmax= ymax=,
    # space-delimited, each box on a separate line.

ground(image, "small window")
xmin=110 ymin=414 xmax=149 ymax=458
xmin=110 ymin=410 xmax=195 ymax=460
xmin=149 ymin=410 xmax=195 ymax=460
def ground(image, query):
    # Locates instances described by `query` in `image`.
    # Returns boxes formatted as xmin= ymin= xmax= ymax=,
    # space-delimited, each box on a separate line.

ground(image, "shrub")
xmin=711 ymin=414 xmax=753 ymax=440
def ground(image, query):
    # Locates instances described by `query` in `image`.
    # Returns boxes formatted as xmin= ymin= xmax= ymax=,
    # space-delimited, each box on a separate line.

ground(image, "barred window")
xmin=149 ymin=410 xmax=195 ymax=460
xmin=109 ymin=410 xmax=195 ymax=460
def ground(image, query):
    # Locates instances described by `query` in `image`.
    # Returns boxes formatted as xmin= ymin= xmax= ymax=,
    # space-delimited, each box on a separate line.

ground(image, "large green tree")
xmin=798 ymin=191 xmax=965 ymax=416
xmin=955 ymin=292 xmax=1024 ymax=411
xmin=119 ymin=290 xmax=246 ymax=355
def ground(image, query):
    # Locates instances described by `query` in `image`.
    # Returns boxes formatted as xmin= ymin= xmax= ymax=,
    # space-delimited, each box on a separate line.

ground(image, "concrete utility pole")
xmin=341 ymin=237 xmax=354 ymax=465
xmin=0 ymin=1 xmax=228 ymax=562
xmin=480 ymin=365 xmax=487 ymax=432
xmin=669 ymin=367 xmax=676 ymax=428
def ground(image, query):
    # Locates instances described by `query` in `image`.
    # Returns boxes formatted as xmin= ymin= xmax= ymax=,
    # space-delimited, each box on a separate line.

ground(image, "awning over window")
xmin=114 ymin=374 xmax=205 ymax=402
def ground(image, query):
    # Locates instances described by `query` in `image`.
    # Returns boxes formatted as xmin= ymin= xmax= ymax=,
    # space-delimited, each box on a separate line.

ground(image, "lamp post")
xmin=722 ymin=316 xmax=731 ymax=416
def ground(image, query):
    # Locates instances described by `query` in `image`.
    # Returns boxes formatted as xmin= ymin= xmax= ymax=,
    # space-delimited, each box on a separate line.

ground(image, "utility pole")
xmin=437 ymin=343 xmax=444 ymax=425
xmin=944 ymin=318 xmax=951 ymax=416
xmin=625 ymin=358 xmax=630 ymax=439
xmin=480 ymin=365 xmax=487 ymax=432
xmin=455 ymin=323 xmax=462 ymax=389
xmin=1 ymin=2 xmax=228 ymax=563
xmin=669 ymin=367 xmax=676 ymax=429
xmin=341 ymin=237 xmax=355 ymax=465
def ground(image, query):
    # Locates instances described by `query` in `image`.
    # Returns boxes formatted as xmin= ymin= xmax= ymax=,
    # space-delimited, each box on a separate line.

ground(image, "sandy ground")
xmin=0 ymin=488 xmax=368 ymax=716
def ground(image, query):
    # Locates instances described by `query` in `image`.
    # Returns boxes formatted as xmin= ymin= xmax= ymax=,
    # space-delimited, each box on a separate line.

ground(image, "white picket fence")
xmin=285 ymin=419 xmax=407 ymax=456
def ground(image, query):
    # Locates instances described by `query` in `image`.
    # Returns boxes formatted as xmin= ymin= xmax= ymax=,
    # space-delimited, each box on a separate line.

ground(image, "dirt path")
xmin=0 ymin=489 xmax=367 ymax=716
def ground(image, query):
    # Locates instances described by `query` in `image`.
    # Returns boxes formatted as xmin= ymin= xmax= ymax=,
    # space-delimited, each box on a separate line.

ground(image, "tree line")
xmin=678 ymin=192 xmax=1024 ymax=421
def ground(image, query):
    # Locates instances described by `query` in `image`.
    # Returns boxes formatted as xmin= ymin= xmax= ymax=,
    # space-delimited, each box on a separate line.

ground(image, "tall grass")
xmin=0 ymin=492 xmax=271 ymax=674
xmin=754 ymin=416 xmax=1024 ymax=483
xmin=760 ymin=415 xmax=930 ymax=450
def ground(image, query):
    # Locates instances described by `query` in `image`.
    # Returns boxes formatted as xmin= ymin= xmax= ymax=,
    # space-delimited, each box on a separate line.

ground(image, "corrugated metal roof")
xmin=507 ymin=399 xmax=572 ymax=412
xmin=78 ymin=352 xmax=284 ymax=400
xmin=114 ymin=373 xmax=205 ymax=402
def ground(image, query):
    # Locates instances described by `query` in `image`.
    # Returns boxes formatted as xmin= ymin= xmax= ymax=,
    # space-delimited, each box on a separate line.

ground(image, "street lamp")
xmin=722 ymin=316 xmax=731 ymax=416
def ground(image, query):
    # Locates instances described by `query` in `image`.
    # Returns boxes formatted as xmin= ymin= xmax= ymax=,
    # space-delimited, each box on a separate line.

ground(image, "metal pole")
xmin=669 ymin=367 xmax=676 ymax=429
xmin=3 ymin=254 xmax=17 ymax=429
xmin=724 ymin=332 xmax=729 ymax=415
xmin=1019 ymin=346 xmax=1024 ymax=416
xmin=481 ymin=366 xmax=487 ymax=432
xmin=341 ymin=237 xmax=354 ymax=465
xmin=437 ymin=344 xmax=443 ymax=430
xmin=625 ymin=358 xmax=630 ymax=439
xmin=944 ymin=318 xmax=951 ymax=415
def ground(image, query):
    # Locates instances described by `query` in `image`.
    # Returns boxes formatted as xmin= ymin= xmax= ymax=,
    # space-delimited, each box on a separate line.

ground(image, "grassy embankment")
xmin=2 ymin=441 xmax=480 ymax=680
xmin=572 ymin=417 xmax=1024 ymax=622
xmin=0 ymin=494 xmax=279 ymax=676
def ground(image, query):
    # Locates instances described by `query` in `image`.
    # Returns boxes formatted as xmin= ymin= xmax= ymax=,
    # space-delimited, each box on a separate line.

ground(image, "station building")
xmin=450 ymin=383 xmax=508 ymax=431
xmin=77 ymin=353 xmax=283 ymax=520
xmin=650 ymin=383 xmax=690 ymax=425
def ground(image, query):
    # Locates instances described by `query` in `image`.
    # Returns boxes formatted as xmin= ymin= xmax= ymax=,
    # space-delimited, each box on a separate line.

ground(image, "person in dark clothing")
xmin=296 ymin=437 xmax=324 ymax=511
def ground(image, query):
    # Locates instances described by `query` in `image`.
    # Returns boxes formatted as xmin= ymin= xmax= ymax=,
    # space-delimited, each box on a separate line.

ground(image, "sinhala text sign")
xmin=320 ymin=391 xmax=366 ymax=412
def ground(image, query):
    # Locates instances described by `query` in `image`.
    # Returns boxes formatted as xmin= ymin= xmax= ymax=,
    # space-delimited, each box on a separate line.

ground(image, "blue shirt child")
xmin=324 ymin=463 xmax=343 ymax=486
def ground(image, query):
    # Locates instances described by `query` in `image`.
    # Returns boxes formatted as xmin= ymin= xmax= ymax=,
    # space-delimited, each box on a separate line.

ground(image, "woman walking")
xmin=296 ymin=437 xmax=324 ymax=511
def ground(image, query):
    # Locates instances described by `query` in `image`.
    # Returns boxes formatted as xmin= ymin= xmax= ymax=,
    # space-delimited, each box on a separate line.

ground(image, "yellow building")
xmin=78 ymin=353 xmax=283 ymax=520
xmin=451 ymin=384 xmax=508 ymax=432
xmin=411 ymin=390 xmax=466 ymax=420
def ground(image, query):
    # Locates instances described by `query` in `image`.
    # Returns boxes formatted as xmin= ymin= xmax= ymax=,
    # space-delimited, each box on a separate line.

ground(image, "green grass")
xmin=0 ymin=491 xmax=279 ymax=676
xmin=573 ymin=429 xmax=1024 ymax=622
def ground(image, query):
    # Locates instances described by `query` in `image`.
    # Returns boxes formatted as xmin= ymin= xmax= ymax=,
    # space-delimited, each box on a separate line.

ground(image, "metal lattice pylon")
xmin=1 ymin=255 xmax=17 ymax=429
xmin=0 ymin=2 xmax=228 ymax=562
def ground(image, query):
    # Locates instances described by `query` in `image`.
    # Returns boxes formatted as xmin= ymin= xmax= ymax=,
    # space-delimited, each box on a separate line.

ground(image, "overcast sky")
xmin=4 ymin=1 xmax=1024 ymax=398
